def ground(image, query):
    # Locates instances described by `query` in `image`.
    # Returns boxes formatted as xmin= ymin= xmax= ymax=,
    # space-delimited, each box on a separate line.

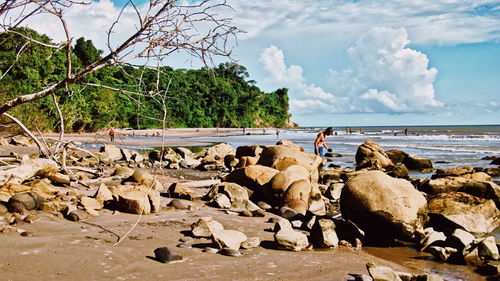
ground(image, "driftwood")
xmin=0 ymin=158 xmax=58 ymax=186
xmin=179 ymin=179 xmax=221 ymax=188
xmin=66 ymin=166 xmax=100 ymax=175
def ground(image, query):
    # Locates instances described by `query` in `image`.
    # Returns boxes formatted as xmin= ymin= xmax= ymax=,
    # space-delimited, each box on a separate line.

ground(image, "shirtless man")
xmin=314 ymin=127 xmax=333 ymax=158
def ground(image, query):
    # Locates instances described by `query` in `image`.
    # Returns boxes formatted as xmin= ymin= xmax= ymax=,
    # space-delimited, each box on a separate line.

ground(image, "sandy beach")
xmin=0 ymin=129 xmax=492 ymax=281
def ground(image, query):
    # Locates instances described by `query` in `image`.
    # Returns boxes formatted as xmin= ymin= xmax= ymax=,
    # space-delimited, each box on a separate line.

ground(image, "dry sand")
xmin=0 ymin=129 xmax=486 ymax=280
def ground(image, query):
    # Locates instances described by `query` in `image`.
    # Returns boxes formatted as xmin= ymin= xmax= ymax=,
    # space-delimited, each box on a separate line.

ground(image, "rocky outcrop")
xmin=224 ymin=165 xmax=279 ymax=192
xmin=402 ymin=154 xmax=433 ymax=170
xmin=340 ymin=170 xmax=428 ymax=240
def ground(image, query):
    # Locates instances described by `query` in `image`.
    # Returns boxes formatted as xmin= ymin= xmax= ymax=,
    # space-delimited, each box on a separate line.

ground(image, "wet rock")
xmin=355 ymin=140 xmax=393 ymax=170
xmin=211 ymin=229 xmax=247 ymax=250
xmin=402 ymin=154 xmax=433 ymax=170
xmin=241 ymin=237 xmax=261 ymax=249
xmin=427 ymin=192 xmax=499 ymax=235
xmin=340 ymin=170 xmax=428 ymax=240
xmin=218 ymin=248 xmax=242 ymax=257
xmin=385 ymin=149 xmax=408 ymax=164
xmin=8 ymin=192 xmax=42 ymax=212
xmin=153 ymin=247 xmax=182 ymax=263
xmin=168 ymin=183 xmax=197 ymax=200
xmin=274 ymin=228 xmax=309 ymax=251
xmin=310 ymin=218 xmax=339 ymax=248
xmin=491 ymin=158 xmax=500 ymax=165
xmin=366 ymin=262 xmax=402 ymax=281
xmin=191 ymin=217 xmax=224 ymax=238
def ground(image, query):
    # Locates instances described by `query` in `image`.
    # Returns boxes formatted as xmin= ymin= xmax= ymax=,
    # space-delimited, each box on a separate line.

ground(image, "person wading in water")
xmin=314 ymin=127 xmax=333 ymax=158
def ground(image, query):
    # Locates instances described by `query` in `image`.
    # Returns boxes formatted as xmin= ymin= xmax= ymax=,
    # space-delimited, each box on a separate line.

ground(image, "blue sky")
xmin=26 ymin=0 xmax=500 ymax=126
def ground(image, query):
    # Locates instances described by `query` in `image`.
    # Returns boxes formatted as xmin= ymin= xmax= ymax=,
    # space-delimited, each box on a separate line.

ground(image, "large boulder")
xmin=274 ymin=228 xmax=309 ymax=251
xmin=0 ymin=158 xmax=58 ymax=186
xmin=268 ymin=165 xmax=310 ymax=201
xmin=355 ymin=140 xmax=393 ymax=170
xmin=275 ymin=140 xmax=304 ymax=152
xmin=100 ymin=144 xmax=123 ymax=161
xmin=224 ymin=165 xmax=279 ymax=192
xmin=385 ymin=149 xmax=408 ymax=164
xmin=235 ymin=145 xmax=264 ymax=159
xmin=109 ymin=185 xmax=160 ymax=215
xmin=340 ymin=170 xmax=428 ymax=240
xmin=257 ymin=145 xmax=323 ymax=183
xmin=283 ymin=179 xmax=312 ymax=215
xmin=201 ymin=143 xmax=236 ymax=164
xmin=433 ymin=166 xmax=475 ymax=178
xmin=205 ymin=182 xmax=251 ymax=203
xmin=130 ymin=169 xmax=163 ymax=190
xmin=211 ymin=229 xmax=247 ymax=250
xmin=427 ymin=192 xmax=499 ymax=235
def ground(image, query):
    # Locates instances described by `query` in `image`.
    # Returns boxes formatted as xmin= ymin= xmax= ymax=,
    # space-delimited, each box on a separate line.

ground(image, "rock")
xmin=274 ymin=228 xmax=309 ymax=251
xmin=131 ymin=152 xmax=144 ymax=163
xmin=308 ymin=184 xmax=326 ymax=216
xmin=427 ymin=192 xmax=499 ymax=235
xmin=340 ymin=170 xmax=428 ymax=240
xmin=0 ymin=203 xmax=8 ymax=215
xmin=168 ymin=183 xmax=197 ymax=200
xmin=117 ymin=190 xmax=151 ymax=215
xmin=355 ymin=274 xmax=374 ymax=281
xmin=211 ymin=229 xmax=247 ymax=250
xmin=230 ymin=198 xmax=261 ymax=212
xmin=113 ymin=166 xmax=135 ymax=177
xmin=191 ymin=217 xmax=224 ymax=238
xmin=257 ymin=145 xmax=323 ymax=183
xmin=224 ymin=154 xmax=238 ymax=170
xmin=333 ymin=218 xmax=365 ymax=245
xmin=241 ymin=237 xmax=261 ymax=249
xmin=434 ymin=166 xmax=474 ymax=178
xmin=235 ymin=145 xmax=264 ymax=159
xmin=279 ymin=206 xmax=299 ymax=220
xmin=310 ymin=218 xmax=339 ymax=248
xmin=21 ymin=231 xmax=35 ymax=237
xmin=325 ymin=183 xmax=344 ymax=201
xmin=484 ymin=168 xmax=500 ymax=177
xmin=201 ymin=143 xmax=236 ymax=165
xmin=176 ymin=242 xmax=192 ymax=248
xmin=218 ymin=248 xmax=242 ymax=257
xmin=100 ymin=144 xmax=123 ymax=161
xmin=477 ymin=236 xmax=500 ymax=261
xmin=256 ymin=201 xmax=272 ymax=210
xmin=206 ymin=182 xmax=251 ymax=203
xmin=355 ymin=140 xmax=393 ymax=170
xmin=28 ymin=178 xmax=59 ymax=199
xmin=366 ymin=262 xmax=402 ymax=281
xmin=446 ymin=228 xmax=475 ymax=250
xmin=45 ymin=172 xmax=70 ymax=185
xmin=235 ymin=156 xmax=259 ymax=169
xmin=93 ymin=184 xmax=114 ymax=205
xmin=384 ymin=164 xmax=409 ymax=179
xmin=321 ymin=169 xmax=342 ymax=184
xmin=224 ymin=165 xmax=279 ymax=193
xmin=425 ymin=246 xmax=457 ymax=262
xmin=211 ymin=193 xmax=232 ymax=209
xmin=419 ymin=228 xmax=446 ymax=251
xmin=0 ymin=158 xmax=58 ymax=186
xmin=480 ymin=261 xmax=500 ymax=275
xmin=0 ymin=191 xmax=12 ymax=202
xmin=273 ymin=217 xmax=293 ymax=232
xmin=153 ymin=247 xmax=182 ymax=263
xmin=174 ymin=147 xmax=194 ymax=159
xmin=268 ymin=165 xmax=310 ymax=201
xmin=275 ymin=140 xmax=304 ymax=151
xmin=41 ymin=200 xmax=73 ymax=213
xmin=10 ymin=135 xmax=34 ymax=146
xmin=402 ymin=154 xmax=433 ymax=170
xmin=8 ymin=192 xmax=42 ymax=212
xmin=80 ymin=196 xmax=103 ymax=210
xmin=203 ymin=247 xmax=219 ymax=254
xmin=167 ymin=199 xmax=192 ymax=210
xmin=66 ymin=209 xmax=91 ymax=222
xmin=130 ymin=169 xmax=163 ymax=190
xmin=491 ymin=158 xmax=500 ymax=165
xmin=283 ymin=179 xmax=312 ymax=215
xmin=385 ymin=149 xmax=408 ymax=164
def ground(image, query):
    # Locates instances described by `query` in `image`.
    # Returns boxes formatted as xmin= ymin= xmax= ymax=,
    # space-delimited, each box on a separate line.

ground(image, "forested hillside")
xmin=0 ymin=28 xmax=292 ymax=132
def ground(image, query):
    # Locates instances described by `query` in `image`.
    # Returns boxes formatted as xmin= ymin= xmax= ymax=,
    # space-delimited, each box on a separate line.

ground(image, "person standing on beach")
xmin=314 ymin=127 xmax=333 ymax=158
xmin=109 ymin=128 xmax=115 ymax=142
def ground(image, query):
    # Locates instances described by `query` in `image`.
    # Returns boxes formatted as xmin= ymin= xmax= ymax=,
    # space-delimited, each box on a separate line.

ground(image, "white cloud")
xmin=260 ymin=27 xmax=443 ymax=116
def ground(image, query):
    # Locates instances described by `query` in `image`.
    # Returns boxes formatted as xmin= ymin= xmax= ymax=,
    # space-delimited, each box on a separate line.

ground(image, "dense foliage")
xmin=0 ymin=28 xmax=292 ymax=131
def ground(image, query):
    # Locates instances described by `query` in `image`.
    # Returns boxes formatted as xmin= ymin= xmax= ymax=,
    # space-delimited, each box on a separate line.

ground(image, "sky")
xmin=19 ymin=0 xmax=500 ymax=126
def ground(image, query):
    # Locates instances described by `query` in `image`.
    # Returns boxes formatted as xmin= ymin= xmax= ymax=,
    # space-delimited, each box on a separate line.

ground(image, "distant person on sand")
xmin=109 ymin=128 xmax=115 ymax=142
xmin=314 ymin=127 xmax=333 ymax=158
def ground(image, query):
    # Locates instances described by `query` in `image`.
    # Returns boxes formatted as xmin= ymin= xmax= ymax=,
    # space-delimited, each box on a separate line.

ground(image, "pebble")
xmin=218 ymin=248 xmax=242 ymax=257
xmin=179 ymin=237 xmax=194 ymax=243
xmin=21 ymin=231 xmax=35 ymax=237
xmin=176 ymin=242 xmax=192 ymax=249
xmin=203 ymin=247 xmax=219 ymax=254
xmin=153 ymin=247 xmax=183 ymax=263
xmin=24 ymin=215 xmax=39 ymax=223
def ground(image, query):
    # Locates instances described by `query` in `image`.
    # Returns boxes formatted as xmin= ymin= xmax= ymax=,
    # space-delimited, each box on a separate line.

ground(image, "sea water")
xmin=183 ymin=125 xmax=500 ymax=171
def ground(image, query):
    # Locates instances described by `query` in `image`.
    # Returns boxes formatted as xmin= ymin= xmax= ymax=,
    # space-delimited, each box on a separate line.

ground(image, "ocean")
xmin=181 ymin=125 xmax=500 ymax=173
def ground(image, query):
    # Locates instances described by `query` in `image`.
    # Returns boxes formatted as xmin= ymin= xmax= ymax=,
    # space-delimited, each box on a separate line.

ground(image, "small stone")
xmin=153 ymin=247 xmax=183 ymax=263
xmin=179 ymin=237 xmax=194 ymax=243
xmin=21 ymin=231 xmax=35 ymax=237
xmin=239 ymin=210 xmax=252 ymax=217
xmin=168 ymin=199 xmax=191 ymax=210
xmin=203 ymin=247 xmax=219 ymax=253
xmin=241 ymin=237 xmax=261 ymax=249
xmin=256 ymin=201 xmax=272 ymax=210
xmin=218 ymin=248 xmax=242 ymax=257
xmin=176 ymin=242 xmax=192 ymax=248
